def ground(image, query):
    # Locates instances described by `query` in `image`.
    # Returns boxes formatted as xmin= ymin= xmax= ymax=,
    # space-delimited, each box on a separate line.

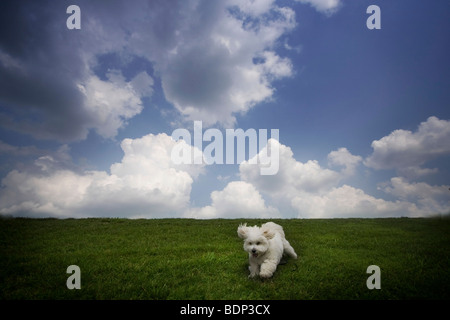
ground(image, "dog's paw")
xmin=259 ymin=270 xmax=273 ymax=279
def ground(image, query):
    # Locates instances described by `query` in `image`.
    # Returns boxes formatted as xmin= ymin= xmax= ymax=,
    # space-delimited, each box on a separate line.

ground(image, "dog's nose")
xmin=252 ymin=249 xmax=257 ymax=254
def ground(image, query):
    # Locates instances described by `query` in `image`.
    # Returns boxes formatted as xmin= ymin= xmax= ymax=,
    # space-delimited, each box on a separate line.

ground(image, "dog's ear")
xmin=263 ymin=229 xmax=275 ymax=240
xmin=237 ymin=224 xmax=248 ymax=239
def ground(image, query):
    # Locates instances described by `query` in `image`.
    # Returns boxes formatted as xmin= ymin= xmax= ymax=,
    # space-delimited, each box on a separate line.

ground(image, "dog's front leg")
xmin=259 ymin=259 xmax=278 ymax=278
xmin=248 ymin=260 xmax=259 ymax=278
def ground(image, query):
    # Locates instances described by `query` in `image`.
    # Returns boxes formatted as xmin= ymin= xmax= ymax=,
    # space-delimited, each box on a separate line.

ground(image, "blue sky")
xmin=0 ymin=0 xmax=449 ymax=218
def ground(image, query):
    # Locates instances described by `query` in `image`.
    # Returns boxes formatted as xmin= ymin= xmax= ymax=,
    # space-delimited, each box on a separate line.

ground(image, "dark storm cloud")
xmin=0 ymin=1 xmax=92 ymax=141
xmin=0 ymin=0 xmax=150 ymax=141
xmin=0 ymin=0 xmax=296 ymax=141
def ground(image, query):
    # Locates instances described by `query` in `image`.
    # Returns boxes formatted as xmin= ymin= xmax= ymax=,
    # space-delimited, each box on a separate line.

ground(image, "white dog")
xmin=237 ymin=222 xmax=297 ymax=278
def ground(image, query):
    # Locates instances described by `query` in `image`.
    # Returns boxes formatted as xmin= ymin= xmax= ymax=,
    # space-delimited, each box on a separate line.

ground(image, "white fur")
xmin=237 ymin=222 xmax=297 ymax=278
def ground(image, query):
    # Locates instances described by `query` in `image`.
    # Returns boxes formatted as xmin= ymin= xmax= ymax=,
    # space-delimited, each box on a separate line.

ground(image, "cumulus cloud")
xmin=187 ymin=141 xmax=372 ymax=219
xmin=77 ymin=70 xmax=153 ymax=139
xmin=364 ymin=116 xmax=450 ymax=178
xmin=1 ymin=122 xmax=448 ymax=219
xmin=185 ymin=181 xmax=280 ymax=219
xmin=0 ymin=133 xmax=203 ymax=218
xmin=0 ymin=0 xmax=298 ymax=141
xmin=291 ymin=185 xmax=422 ymax=218
xmin=380 ymin=177 xmax=450 ymax=215
xmin=240 ymin=139 xmax=341 ymax=198
xmin=239 ymin=138 xmax=449 ymax=218
xmin=157 ymin=3 xmax=296 ymax=127
xmin=328 ymin=147 xmax=362 ymax=176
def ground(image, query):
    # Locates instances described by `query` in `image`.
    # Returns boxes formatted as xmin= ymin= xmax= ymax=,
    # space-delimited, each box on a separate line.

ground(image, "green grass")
xmin=0 ymin=217 xmax=449 ymax=300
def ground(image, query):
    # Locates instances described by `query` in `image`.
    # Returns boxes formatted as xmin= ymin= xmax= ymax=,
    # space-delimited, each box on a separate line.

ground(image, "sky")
xmin=0 ymin=0 xmax=449 ymax=219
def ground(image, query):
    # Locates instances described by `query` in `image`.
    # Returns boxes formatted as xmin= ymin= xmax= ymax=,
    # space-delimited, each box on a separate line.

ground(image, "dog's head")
xmin=237 ymin=223 xmax=275 ymax=258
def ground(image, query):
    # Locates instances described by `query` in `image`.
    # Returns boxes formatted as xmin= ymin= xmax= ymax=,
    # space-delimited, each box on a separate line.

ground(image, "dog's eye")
xmin=248 ymin=242 xmax=252 ymax=245
xmin=256 ymin=242 xmax=261 ymax=245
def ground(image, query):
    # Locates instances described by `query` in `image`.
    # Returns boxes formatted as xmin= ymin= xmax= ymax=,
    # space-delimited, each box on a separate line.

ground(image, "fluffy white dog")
xmin=237 ymin=222 xmax=297 ymax=278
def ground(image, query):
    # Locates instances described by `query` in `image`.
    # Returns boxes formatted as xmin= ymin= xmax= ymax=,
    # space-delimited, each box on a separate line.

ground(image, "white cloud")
xmin=380 ymin=177 xmax=450 ymax=215
xmin=240 ymin=139 xmax=341 ymax=198
xmin=0 ymin=133 xmax=202 ymax=218
xmin=185 ymin=181 xmax=280 ymax=219
xmin=113 ymin=132 xmax=205 ymax=180
xmin=77 ymin=70 xmax=153 ymax=139
xmin=240 ymin=138 xmax=449 ymax=218
xmin=291 ymin=185 xmax=422 ymax=218
xmin=148 ymin=1 xmax=296 ymax=127
xmin=295 ymin=0 xmax=341 ymax=15
xmin=187 ymin=139 xmax=361 ymax=219
xmin=2 ymin=127 xmax=448 ymax=219
xmin=328 ymin=147 xmax=362 ymax=176
xmin=364 ymin=116 xmax=450 ymax=177
xmin=228 ymin=0 xmax=275 ymax=17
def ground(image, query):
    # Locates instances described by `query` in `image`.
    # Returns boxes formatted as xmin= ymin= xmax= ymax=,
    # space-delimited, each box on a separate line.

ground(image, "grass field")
xmin=0 ymin=217 xmax=449 ymax=300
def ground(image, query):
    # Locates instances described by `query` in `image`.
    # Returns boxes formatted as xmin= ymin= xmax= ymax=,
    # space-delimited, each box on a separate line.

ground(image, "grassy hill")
xmin=0 ymin=217 xmax=449 ymax=300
